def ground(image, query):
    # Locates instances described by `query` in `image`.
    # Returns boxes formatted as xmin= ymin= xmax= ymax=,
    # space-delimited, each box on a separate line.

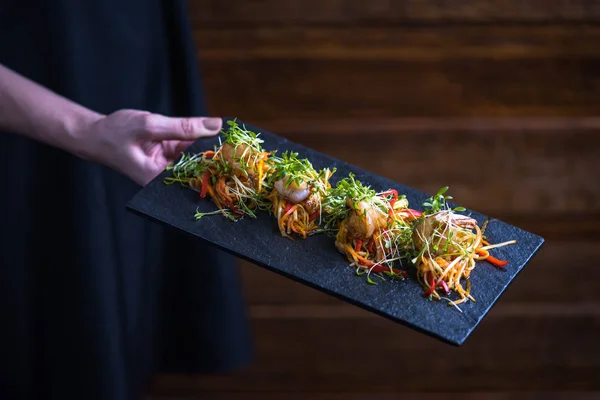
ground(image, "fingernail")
xmin=202 ymin=117 xmax=222 ymax=131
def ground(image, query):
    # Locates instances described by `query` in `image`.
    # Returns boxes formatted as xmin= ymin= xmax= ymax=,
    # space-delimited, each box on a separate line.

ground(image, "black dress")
xmin=0 ymin=1 xmax=254 ymax=399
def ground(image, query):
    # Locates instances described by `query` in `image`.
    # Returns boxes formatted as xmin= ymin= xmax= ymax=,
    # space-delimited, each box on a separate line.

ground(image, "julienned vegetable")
xmin=409 ymin=186 xmax=516 ymax=309
xmin=165 ymin=119 xmax=273 ymax=221
xmin=164 ymin=121 xmax=517 ymax=311
xmin=264 ymin=150 xmax=335 ymax=239
xmin=320 ymin=173 xmax=416 ymax=282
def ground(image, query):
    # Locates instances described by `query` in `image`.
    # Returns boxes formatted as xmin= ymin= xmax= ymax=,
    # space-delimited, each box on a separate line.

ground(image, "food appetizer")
xmin=265 ymin=151 xmax=335 ymax=239
xmin=163 ymin=120 xmax=518 ymax=310
xmin=165 ymin=119 xmax=273 ymax=220
xmin=322 ymin=174 xmax=421 ymax=280
xmin=410 ymin=187 xmax=516 ymax=308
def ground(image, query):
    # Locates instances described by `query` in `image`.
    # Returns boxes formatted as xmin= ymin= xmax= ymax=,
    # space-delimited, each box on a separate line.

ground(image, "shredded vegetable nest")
xmin=165 ymin=119 xmax=273 ymax=221
xmin=410 ymin=187 xmax=516 ymax=310
xmin=322 ymin=174 xmax=423 ymax=281
xmin=164 ymin=121 xmax=519 ymax=311
xmin=265 ymin=151 xmax=335 ymax=239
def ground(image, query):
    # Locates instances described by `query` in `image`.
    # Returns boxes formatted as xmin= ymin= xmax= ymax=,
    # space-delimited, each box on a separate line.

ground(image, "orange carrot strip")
xmin=205 ymin=184 xmax=222 ymax=209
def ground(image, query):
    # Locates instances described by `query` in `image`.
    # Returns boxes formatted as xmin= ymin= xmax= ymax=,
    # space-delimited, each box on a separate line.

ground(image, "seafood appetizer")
xmin=265 ymin=151 xmax=335 ymax=239
xmin=411 ymin=187 xmax=516 ymax=308
xmin=164 ymin=119 xmax=273 ymax=220
xmin=322 ymin=174 xmax=421 ymax=280
xmin=163 ymin=119 xmax=518 ymax=310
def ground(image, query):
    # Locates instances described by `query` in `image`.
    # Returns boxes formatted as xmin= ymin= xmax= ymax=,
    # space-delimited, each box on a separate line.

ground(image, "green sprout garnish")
xmin=267 ymin=151 xmax=335 ymax=195
xmin=194 ymin=208 xmax=236 ymax=221
xmin=269 ymin=151 xmax=316 ymax=186
xmin=422 ymin=186 xmax=466 ymax=215
xmin=164 ymin=152 xmax=211 ymax=186
xmin=220 ymin=119 xmax=265 ymax=152
xmin=410 ymin=187 xmax=475 ymax=265
xmin=163 ymin=119 xmax=275 ymax=222
xmin=387 ymin=219 xmax=416 ymax=260
xmin=320 ymin=173 xmax=390 ymax=233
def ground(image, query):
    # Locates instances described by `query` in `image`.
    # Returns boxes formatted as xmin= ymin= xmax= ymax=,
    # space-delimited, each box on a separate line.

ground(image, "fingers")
xmin=162 ymin=140 xmax=195 ymax=160
xmin=140 ymin=113 xmax=222 ymax=141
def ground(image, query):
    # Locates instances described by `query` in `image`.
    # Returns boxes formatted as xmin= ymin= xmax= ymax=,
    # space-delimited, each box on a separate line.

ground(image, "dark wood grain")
xmin=253 ymin=116 xmax=600 ymax=133
xmin=201 ymin=58 xmax=600 ymax=118
xmin=196 ymin=24 xmax=600 ymax=118
xmin=150 ymin=394 xmax=600 ymax=400
xmin=150 ymin=315 xmax=600 ymax=393
xmin=190 ymin=0 xmax=600 ymax=25
xmin=195 ymin=26 xmax=600 ymax=60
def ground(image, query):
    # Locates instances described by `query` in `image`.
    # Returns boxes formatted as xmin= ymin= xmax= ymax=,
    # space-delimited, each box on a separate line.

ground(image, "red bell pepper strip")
xmin=223 ymin=198 xmax=243 ymax=216
xmin=309 ymin=211 xmax=319 ymax=222
xmin=354 ymin=239 xmax=363 ymax=252
xmin=407 ymin=209 xmax=423 ymax=218
xmin=380 ymin=189 xmax=399 ymax=206
xmin=283 ymin=202 xmax=293 ymax=214
xmin=367 ymin=238 xmax=375 ymax=254
xmin=440 ymin=279 xmax=450 ymax=295
xmin=423 ymin=272 xmax=436 ymax=296
xmin=389 ymin=190 xmax=398 ymax=207
xmin=476 ymin=250 xmax=508 ymax=268
xmin=392 ymin=208 xmax=423 ymax=220
xmin=353 ymin=253 xmax=408 ymax=278
xmin=200 ymin=171 xmax=210 ymax=198
xmin=380 ymin=189 xmax=398 ymax=199
xmin=486 ymin=255 xmax=508 ymax=268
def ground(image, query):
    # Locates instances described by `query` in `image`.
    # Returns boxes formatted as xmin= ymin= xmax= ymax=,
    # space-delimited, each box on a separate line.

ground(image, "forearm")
xmin=0 ymin=63 xmax=103 ymax=154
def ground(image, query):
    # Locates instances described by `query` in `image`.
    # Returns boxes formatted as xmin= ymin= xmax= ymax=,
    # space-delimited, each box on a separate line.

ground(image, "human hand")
xmin=73 ymin=109 xmax=222 ymax=186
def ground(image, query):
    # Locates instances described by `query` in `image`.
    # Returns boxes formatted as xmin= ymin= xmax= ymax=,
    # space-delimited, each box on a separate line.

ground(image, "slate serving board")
xmin=126 ymin=117 xmax=545 ymax=346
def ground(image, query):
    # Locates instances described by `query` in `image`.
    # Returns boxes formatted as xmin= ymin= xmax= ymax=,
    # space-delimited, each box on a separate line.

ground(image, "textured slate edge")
xmin=126 ymin=117 xmax=545 ymax=346
xmin=125 ymin=206 xmax=461 ymax=346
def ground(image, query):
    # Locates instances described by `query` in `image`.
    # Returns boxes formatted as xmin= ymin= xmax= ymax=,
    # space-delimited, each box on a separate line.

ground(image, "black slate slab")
xmin=126 ymin=118 xmax=545 ymax=346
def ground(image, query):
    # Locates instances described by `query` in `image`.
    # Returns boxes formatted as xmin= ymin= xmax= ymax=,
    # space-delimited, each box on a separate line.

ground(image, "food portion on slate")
xmin=266 ymin=151 xmax=335 ymax=239
xmin=164 ymin=119 xmax=517 ymax=311
xmin=164 ymin=120 xmax=273 ymax=221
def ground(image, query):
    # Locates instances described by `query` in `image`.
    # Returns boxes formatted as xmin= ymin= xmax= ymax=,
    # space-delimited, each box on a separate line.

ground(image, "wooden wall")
xmin=152 ymin=0 xmax=600 ymax=398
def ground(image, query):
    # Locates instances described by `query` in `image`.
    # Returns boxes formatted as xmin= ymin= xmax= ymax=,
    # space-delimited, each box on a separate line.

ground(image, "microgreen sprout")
xmin=268 ymin=151 xmax=335 ymax=195
xmin=164 ymin=152 xmax=211 ymax=186
xmin=422 ymin=186 xmax=467 ymax=215
xmin=320 ymin=173 xmax=391 ymax=233
xmin=221 ymin=119 xmax=265 ymax=152
xmin=194 ymin=208 xmax=236 ymax=222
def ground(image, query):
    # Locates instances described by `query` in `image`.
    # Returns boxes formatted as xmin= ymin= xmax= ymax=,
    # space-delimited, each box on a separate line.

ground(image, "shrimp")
xmin=218 ymin=142 xmax=259 ymax=175
xmin=274 ymin=176 xmax=311 ymax=204
xmin=412 ymin=210 xmax=477 ymax=256
xmin=301 ymin=191 xmax=321 ymax=215
xmin=345 ymin=199 xmax=388 ymax=239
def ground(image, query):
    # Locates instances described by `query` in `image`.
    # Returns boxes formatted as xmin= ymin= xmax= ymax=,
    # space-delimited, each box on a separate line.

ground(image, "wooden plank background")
xmin=151 ymin=0 xmax=600 ymax=398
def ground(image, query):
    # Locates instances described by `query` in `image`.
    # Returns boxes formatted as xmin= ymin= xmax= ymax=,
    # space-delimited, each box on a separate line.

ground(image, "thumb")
xmin=142 ymin=114 xmax=222 ymax=141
